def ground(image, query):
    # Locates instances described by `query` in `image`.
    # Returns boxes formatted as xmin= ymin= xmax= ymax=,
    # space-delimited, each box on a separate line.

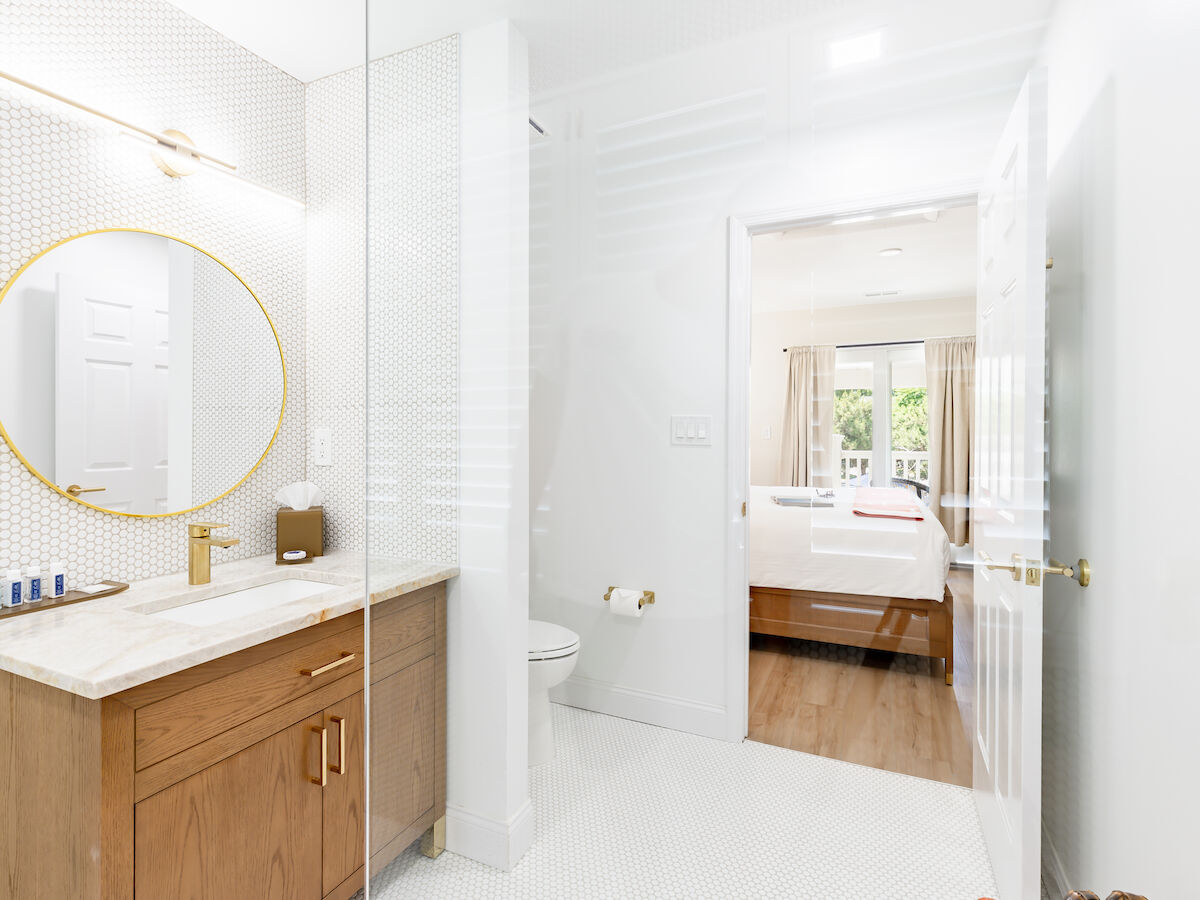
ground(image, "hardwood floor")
xmin=748 ymin=570 xmax=975 ymax=787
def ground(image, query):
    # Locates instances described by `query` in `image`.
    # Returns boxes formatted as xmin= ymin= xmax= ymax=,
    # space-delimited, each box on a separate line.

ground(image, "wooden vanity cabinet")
xmin=0 ymin=581 xmax=446 ymax=900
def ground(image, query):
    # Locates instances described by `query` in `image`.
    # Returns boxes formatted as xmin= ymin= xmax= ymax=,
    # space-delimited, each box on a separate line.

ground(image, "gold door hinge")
xmin=741 ymin=501 xmax=747 ymax=517
xmin=1046 ymin=256 xmax=1055 ymax=269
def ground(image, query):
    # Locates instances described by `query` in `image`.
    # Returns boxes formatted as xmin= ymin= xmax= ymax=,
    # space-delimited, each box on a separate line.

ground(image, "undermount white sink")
xmin=149 ymin=579 xmax=338 ymax=626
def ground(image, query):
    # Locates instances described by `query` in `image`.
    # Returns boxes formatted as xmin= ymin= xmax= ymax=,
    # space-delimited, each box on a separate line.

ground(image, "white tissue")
xmin=275 ymin=481 xmax=323 ymax=511
xmin=608 ymin=588 xmax=646 ymax=618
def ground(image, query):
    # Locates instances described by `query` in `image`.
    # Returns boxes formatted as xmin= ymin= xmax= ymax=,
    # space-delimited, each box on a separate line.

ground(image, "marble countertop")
xmin=0 ymin=551 xmax=457 ymax=699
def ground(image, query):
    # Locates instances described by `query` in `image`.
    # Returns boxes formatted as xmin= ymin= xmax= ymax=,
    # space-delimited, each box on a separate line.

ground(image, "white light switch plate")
xmin=314 ymin=427 xmax=333 ymax=466
xmin=671 ymin=415 xmax=712 ymax=446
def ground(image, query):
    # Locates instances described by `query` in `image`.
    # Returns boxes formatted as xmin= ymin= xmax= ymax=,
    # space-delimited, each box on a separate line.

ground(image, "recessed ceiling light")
xmin=865 ymin=290 xmax=902 ymax=297
xmin=829 ymin=30 xmax=883 ymax=69
xmin=879 ymin=247 xmax=903 ymax=257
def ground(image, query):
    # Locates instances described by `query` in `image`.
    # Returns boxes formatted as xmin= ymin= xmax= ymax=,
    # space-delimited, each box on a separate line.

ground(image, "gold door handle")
xmin=1046 ymin=557 xmax=1091 ymax=588
xmin=329 ymin=715 xmax=347 ymax=775
xmin=65 ymin=484 xmax=106 ymax=496
xmin=299 ymin=652 xmax=356 ymax=678
xmin=310 ymin=725 xmax=328 ymax=786
xmin=979 ymin=551 xmax=1022 ymax=582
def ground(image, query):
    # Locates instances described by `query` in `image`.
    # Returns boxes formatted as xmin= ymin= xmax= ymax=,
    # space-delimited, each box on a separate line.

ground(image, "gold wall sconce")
xmin=0 ymin=68 xmax=303 ymax=209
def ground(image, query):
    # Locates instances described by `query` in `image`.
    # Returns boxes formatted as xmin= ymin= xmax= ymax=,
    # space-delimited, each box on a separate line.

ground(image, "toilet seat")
xmin=528 ymin=620 xmax=579 ymax=661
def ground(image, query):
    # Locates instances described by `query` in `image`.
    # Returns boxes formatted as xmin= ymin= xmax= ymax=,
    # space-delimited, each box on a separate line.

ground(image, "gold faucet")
xmin=188 ymin=523 xmax=240 ymax=585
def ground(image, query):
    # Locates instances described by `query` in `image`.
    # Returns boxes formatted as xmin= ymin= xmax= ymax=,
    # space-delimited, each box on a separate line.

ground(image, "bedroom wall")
xmin=1039 ymin=0 xmax=1200 ymax=896
xmin=528 ymin=2 xmax=1050 ymax=739
xmin=748 ymin=296 xmax=975 ymax=486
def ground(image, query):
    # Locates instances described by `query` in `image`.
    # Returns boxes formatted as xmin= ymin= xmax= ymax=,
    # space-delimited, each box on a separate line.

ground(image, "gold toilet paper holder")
xmin=604 ymin=586 xmax=655 ymax=609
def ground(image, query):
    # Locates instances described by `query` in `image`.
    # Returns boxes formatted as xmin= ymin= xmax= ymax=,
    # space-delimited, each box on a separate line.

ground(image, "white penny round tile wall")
xmin=306 ymin=36 xmax=459 ymax=565
xmin=0 ymin=0 xmax=306 ymax=585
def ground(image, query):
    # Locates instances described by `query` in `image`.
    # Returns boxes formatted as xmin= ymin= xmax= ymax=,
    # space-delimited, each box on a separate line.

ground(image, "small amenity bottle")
xmin=2 ymin=569 xmax=22 ymax=608
xmin=23 ymin=565 xmax=42 ymax=603
xmin=48 ymin=562 xmax=67 ymax=599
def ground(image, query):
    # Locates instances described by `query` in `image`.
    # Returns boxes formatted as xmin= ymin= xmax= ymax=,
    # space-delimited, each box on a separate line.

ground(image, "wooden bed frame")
xmin=749 ymin=584 xmax=954 ymax=685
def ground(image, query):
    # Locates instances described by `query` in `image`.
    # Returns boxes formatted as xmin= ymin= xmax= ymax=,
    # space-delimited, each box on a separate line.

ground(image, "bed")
xmin=748 ymin=484 xmax=955 ymax=684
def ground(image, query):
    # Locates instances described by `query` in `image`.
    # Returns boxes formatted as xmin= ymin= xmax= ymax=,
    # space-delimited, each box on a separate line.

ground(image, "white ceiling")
xmin=752 ymin=204 xmax=978 ymax=312
xmin=165 ymin=0 xmax=1055 ymax=86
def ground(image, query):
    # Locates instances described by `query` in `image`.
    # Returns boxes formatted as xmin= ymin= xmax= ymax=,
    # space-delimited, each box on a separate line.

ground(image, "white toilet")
xmin=527 ymin=619 xmax=580 ymax=766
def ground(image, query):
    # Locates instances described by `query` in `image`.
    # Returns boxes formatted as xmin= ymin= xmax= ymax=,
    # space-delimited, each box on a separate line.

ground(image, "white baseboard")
xmin=1042 ymin=818 xmax=1071 ymax=900
xmin=553 ymin=674 xmax=731 ymax=741
xmin=445 ymin=798 xmax=534 ymax=871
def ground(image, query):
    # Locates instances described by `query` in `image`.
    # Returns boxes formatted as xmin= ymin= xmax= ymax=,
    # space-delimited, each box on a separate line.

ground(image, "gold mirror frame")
xmin=0 ymin=228 xmax=286 ymax=518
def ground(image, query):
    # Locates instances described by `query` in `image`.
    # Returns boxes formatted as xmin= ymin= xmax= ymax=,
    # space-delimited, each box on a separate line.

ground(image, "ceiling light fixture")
xmin=865 ymin=290 xmax=902 ymax=298
xmin=878 ymin=247 xmax=903 ymax=257
xmin=829 ymin=30 xmax=883 ymax=69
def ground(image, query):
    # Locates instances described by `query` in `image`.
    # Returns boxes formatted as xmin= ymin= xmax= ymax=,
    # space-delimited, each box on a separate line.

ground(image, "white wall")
xmin=749 ymin=296 xmax=974 ymax=485
xmin=1040 ymin=2 xmax=1200 ymax=897
xmin=529 ymin=3 xmax=1047 ymax=739
xmin=446 ymin=20 xmax=533 ymax=870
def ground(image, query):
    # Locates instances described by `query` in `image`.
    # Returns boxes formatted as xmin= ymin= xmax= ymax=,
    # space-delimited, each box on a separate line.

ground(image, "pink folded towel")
xmin=852 ymin=487 xmax=924 ymax=520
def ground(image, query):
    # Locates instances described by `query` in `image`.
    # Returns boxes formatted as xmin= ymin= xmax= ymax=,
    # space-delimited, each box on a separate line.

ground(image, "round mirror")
xmin=0 ymin=229 xmax=284 ymax=517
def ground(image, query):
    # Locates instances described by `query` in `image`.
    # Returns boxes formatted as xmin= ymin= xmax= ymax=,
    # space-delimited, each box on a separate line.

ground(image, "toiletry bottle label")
xmin=30 ymin=578 xmax=40 ymax=602
xmin=8 ymin=582 xmax=21 ymax=606
xmin=55 ymin=574 xmax=65 ymax=597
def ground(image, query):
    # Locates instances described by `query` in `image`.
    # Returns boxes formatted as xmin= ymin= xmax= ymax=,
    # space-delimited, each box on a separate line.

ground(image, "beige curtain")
xmin=926 ymin=336 xmax=975 ymax=545
xmin=778 ymin=345 xmax=836 ymax=487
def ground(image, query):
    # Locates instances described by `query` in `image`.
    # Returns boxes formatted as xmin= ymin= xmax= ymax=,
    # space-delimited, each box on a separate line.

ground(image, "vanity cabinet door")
xmin=370 ymin=656 xmax=436 ymax=860
xmin=134 ymin=713 xmax=324 ymax=900
xmin=321 ymin=691 xmax=365 ymax=897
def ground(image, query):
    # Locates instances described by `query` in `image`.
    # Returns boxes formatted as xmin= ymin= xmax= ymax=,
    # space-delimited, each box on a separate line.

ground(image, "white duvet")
xmin=748 ymin=485 xmax=951 ymax=601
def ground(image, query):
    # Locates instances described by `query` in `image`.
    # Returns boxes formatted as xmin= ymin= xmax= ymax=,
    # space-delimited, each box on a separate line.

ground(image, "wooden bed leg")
xmin=944 ymin=584 xmax=955 ymax=685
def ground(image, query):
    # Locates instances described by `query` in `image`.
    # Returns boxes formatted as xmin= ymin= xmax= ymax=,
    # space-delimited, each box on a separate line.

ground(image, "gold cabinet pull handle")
xmin=310 ymin=726 xmax=327 ymax=786
xmin=300 ymin=652 xmax=356 ymax=678
xmin=1046 ymin=557 xmax=1091 ymax=588
xmin=329 ymin=715 xmax=347 ymax=775
xmin=979 ymin=551 xmax=1022 ymax=582
xmin=65 ymin=484 xmax=106 ymax=496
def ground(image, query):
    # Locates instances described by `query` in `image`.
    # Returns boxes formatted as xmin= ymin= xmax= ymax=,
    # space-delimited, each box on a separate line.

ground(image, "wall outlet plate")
xmin=314 ymin=427 xmax=332 ymax=466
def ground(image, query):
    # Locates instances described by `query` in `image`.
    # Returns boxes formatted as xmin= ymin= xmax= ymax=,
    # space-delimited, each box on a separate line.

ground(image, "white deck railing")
xmin=839 ymin=449 xmax=930 ymax=486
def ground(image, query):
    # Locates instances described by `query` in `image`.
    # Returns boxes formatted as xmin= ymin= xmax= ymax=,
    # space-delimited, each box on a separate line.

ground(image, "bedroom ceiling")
xmin=164 ymin=0 xmax=1056 ymax=87
xmin=751 ymin=204 xmax=979 ymax=312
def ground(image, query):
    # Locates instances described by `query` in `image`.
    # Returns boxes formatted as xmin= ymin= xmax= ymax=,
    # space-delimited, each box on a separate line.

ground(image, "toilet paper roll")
xmin=608 ymin=588 xmax=646 ymax=618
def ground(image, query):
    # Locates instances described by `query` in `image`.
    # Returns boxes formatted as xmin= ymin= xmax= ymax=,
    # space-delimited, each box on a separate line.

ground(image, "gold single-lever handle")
xmin=979 ymin=551 xmax=1023 ymax=582
xmin=65 ymin=484 xmax=106 ymax=496
xmin=310 ymin=726 xmax=328 ymax=786
xmin=329 ymin=715 xmax=347 ymax=776
xmin=188 ymin=522 xmax=229 ymax=537
xmin=1046 ymin=557 xmax=1091 ymax=588
xmin=300 ymin=652 xmax=356 ymax=678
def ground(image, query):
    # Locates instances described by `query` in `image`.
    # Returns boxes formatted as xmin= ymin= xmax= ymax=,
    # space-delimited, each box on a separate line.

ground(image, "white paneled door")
xmin=55 ymin=273 xmax=170 ymax=513
xmin=973 ymin=70 xmax=1048 ymax=900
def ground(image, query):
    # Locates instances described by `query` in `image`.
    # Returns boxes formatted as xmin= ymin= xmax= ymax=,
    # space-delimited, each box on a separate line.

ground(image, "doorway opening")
xmin=737 ymin=197 xmax=979 ymax=786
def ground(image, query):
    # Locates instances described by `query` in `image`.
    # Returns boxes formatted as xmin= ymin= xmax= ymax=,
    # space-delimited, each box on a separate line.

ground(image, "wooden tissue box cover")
xmin=276 ymin=507 xmax=324 ymax=562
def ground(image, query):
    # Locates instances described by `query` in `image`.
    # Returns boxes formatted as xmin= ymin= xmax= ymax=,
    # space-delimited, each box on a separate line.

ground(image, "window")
xmin=833 ymin=343 xmax=927 ymax=488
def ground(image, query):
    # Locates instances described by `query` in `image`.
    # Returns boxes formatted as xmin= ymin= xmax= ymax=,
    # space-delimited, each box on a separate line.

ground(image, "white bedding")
xmin=748 ymin=485 xmax=951 ymax=601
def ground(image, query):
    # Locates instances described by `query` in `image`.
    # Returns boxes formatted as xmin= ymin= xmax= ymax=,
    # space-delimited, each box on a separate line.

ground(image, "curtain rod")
xmin=782 ymin=339 xmax=924 ymax=352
